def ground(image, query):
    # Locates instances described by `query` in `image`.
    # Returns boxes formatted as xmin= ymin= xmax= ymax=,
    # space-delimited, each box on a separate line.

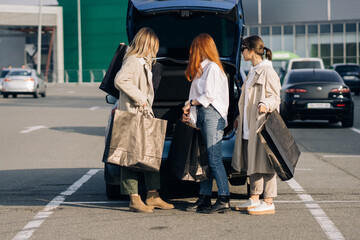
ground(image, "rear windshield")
xmin=335 ymin=65 xmax=360 ymax=74
xmin=134 ymin=13 xmax=237 ymax=58
xmin=291 ymin=61 xmax=321 ymax=69
xmin=8 ymin=70 xmax=32 ymax=76
xmin=0 ymin=70 xmax=9 ymax=78
xmin=286 ymin=71 xmax=343 ymax=84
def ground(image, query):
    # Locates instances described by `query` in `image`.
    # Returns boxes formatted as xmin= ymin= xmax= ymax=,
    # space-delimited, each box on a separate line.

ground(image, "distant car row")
xmin=0 ymin=68 xmax=46 ymax=98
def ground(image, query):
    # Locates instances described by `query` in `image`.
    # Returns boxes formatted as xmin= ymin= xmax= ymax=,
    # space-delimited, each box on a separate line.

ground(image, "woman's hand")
xmin=258 ymin=104 xmax=268 ymax=113
xmin=182 ymin=103 xmax=191 ymax=122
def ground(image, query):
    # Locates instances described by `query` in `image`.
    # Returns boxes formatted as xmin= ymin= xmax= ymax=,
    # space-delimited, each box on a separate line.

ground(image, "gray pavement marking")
xmin=20 ymin=126 xmax=47 ymax=134
xmin=287 ymin=178 xmax=345 ymax=240
xmin=12 ymin=169 xmax=100 ymax=240
xmin=351 ymin=128 xmax=360 ymax=134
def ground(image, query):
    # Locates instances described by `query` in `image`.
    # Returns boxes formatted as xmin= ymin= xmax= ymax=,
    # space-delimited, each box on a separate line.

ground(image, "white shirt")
xmin=188 ymin=59 xmax=229 ymax=126
xmin=243 ymin=59 xmax=272 ymax=139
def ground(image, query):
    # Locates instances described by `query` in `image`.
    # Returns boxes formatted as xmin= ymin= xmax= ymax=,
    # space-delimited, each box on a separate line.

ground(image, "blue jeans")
xmin=196 ymin=105 xmax=230 ymax=196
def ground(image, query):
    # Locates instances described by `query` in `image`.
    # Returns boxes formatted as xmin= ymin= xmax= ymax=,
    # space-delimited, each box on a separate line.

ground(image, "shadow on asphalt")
xmin=50 ymin=126 xmax=105 ymax=137
xmin=287 ymin=120 xmax=343 ymax=129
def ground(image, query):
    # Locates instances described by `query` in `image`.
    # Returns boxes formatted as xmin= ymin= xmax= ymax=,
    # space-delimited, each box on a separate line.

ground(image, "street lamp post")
xmin=37 ymin=0 xmax=43 ymax=75
xmin=77 ymin=0 xmax=83 ymax=84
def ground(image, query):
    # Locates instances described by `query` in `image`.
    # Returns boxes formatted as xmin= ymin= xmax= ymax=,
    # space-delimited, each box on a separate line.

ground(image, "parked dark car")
xmin=330 ymin=63 xmax=360 ymax=95
xmin=280 ymin=69 xmax=354 ymax=128
xmin=104 ymin=0 xmax=246 ymax=199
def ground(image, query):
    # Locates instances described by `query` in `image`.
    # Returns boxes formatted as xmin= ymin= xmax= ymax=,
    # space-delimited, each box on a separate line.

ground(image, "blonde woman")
xmin=232 ymin=35 xmax=281 ymax=215
xmin=114 ymin=27 xmax=174 ymax=213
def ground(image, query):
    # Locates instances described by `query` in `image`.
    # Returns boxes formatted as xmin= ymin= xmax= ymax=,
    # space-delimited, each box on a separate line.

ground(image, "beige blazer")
xmin=232 ymin=65 xmax=281 ymax=175
xmin=114 ymin=56 xmax=154 ymax=115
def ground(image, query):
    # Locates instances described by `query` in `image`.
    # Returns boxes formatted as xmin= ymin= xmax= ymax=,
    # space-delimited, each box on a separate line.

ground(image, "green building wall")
xmin=58 ymin=0 xmax=129 ymax=82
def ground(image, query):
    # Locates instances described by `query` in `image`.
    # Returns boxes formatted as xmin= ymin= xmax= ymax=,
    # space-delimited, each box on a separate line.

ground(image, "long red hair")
xmin=185 ymin=33 xmax=224 ymax=81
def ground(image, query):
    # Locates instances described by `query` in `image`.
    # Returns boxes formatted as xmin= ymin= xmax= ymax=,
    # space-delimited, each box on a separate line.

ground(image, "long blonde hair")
xmin=124 ymin=27 xmax=159 ymax=65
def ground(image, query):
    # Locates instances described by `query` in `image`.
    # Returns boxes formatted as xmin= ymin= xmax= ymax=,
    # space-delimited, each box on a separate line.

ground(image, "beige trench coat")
xmin=232 ymin=65 xmax=281 ymax=175
xmin=114 ymin=56 xmax=154 ymax=114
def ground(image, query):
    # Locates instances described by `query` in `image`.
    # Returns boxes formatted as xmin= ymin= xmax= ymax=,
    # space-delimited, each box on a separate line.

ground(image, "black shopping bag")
xmin=257 ymin=110 xmax=301 ymax=181
xmin=99 ymin=44 xmax=127 ymax=99
xmin=168 ymin=119 xmax=209 ymax=182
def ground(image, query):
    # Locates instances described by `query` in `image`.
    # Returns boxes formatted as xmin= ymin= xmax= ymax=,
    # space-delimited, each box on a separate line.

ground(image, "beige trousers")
xmin=243 ymin=139 xmax=277 ymax=198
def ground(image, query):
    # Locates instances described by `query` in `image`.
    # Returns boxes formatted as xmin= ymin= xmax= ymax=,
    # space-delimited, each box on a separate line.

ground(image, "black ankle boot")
xmin=186 ymin=195 xmax=212 ymax=212
xmin=205 ymin=195 xmax=230 ymax=214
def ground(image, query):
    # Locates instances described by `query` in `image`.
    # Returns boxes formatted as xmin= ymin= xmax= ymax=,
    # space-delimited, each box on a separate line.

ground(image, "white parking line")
xmin=12 ymin=169 xmax=100 ymax=240
xmin=20 ymin=126 xmax=46 ymax=134
xmin=351 ymin=128 xmax=360 ymax=134
xmin=286 ymin=178 xmax=345 ymax=240
xmin=89 ymin=106 xmax=100 ymax=110
xmin=322 ymin=155 xmax=360 ymax=158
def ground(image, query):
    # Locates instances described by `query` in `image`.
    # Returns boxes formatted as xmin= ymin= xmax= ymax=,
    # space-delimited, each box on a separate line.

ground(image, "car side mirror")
xmin=106 ymin=95 xmax=117 ymax=104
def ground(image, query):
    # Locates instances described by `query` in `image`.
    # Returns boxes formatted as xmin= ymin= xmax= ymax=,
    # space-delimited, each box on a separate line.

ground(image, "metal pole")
xmin=77 ymin=0 xmax=83 ymax=84
xmin=258 ymin=0 xmax=262 ymax=25
xmin=37 ymin=0 xmax=43 ymax=75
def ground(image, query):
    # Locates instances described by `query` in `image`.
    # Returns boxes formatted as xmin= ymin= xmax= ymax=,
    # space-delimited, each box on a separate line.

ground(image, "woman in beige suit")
xmin=114 ymin=27 xmax=174 ymax=213
xmin=232 ymin=35 xmax=281 ymax=215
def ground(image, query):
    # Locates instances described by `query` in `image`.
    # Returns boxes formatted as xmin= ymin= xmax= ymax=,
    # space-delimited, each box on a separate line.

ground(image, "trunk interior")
xmin=152 ymin=59 xmax=238 ymax=137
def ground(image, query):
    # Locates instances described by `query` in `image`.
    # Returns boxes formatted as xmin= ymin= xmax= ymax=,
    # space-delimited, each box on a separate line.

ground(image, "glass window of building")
xmin=333 ymin=43 xmax=344 ymax=64
xmin=296 ymin=25 xmax=305 ymax=34
xmin=320 ymin=24 xmax=330 ymax=34
xmin=308 ymin=25 xmax=318 ymax=34
xmin=346 ymin=23 xmax=356 ymax=32
xmin=272 ymin=26 xmax=281 ymax=35
xmin=333 ymin=24 xmax=343 ymax=33
xmin=284 ymin=25 xmax=293 ymax=35
xmin=261 ymin=26 xmax=270 ymax=35
xmin=250 ymin=27 xmax=258 ymax=35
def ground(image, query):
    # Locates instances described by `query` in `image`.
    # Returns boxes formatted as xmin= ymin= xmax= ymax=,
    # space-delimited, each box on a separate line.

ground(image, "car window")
xmin=0 ymin=70 xmax=9 ymax=78
xmin=7 ymin=70 xmax=32 ymax=76
xmin=286 ymin=71 xmax=343 ymax=84
xmin=291 ymin=61 xmax=321 ymax=69
xmin=335 ymin=66 xmax=360 ymax=74
xmin=135 ymin=13 xmax=237 ymax=58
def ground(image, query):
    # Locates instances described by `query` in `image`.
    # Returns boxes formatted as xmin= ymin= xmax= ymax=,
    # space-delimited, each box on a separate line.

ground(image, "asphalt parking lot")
xmin=0 ymin=84 xmax=359 ymax=240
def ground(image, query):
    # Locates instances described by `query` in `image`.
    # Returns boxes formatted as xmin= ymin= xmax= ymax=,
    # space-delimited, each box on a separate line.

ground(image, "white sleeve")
xmin=196 ymin=64 xmax=222 ymax=108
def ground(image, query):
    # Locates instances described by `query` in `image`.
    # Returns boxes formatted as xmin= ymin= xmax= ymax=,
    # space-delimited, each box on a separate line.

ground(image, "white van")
xmin=286 ymin=57 xmax=325 ymax=71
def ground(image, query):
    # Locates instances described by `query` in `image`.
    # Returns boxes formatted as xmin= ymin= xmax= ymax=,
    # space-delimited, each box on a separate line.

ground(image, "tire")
xmin=3 ymin=93 xmax=8 ymax=98
xmin=12 ymin=94 xmax=17 ymax=98
xmin=33 ymin=90 xmax=39 ymax=98
xmin=341 ymin=107 xmax=354 ymax=128
xmin=40 ymin=92 xmax=46 ymax=98
xmin=355 ymin=90 xmax=360 ymax=96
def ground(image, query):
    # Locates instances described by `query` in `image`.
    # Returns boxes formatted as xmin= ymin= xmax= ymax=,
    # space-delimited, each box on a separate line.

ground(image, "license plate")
xmin=343 ymin=76 xmax=357 ymax=80
xmin=307 ymin=103 xmax=331 ymax=109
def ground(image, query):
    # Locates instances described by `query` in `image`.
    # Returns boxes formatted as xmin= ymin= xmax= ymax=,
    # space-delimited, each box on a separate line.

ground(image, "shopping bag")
xmin=99 ymin=44 xmax=127 ymax=99
xmin=168 ymin=119 xmax=210 ymax=182
xmin=257 ymin=110 xmax=301 ymax=181
xmin=106 ymin=109 xmax=167 ymax=172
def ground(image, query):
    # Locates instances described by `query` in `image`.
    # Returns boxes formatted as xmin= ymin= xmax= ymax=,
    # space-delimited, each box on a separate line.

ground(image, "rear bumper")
xmin=281 ymin=99 xmax=353 ymax=121
xmin=104 ymin=131 xmax=237 ymax=185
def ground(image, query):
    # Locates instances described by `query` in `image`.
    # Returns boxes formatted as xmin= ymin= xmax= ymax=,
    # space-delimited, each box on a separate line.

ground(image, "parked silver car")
xmin=0 ymin=68 xmax=11 ymax=93
xmin=1 ymin=68 xmax=46 ymax=98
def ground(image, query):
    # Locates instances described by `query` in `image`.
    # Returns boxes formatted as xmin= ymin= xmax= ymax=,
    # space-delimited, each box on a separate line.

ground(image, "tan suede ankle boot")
xmin=129 ymin=195 xmax=153 ymax=213
xmin=146 ymin=191 xmax=174 ymax=210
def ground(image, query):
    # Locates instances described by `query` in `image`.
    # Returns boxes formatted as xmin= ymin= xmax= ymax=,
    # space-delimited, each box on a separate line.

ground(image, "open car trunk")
xmin=152 ymin=58 xmax=239 ymax=137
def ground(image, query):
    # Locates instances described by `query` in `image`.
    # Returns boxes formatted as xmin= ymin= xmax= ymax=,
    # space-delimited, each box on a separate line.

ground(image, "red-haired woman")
xmin=182 ymin=33 xmax=230 ymax=214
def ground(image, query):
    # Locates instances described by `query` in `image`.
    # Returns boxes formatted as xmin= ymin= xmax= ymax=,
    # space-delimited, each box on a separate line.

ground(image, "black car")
xmin=280 ymin=69 xmax=354 ymax=128
xmin=330 ymin=63 xmax=360 ymax=95
xmin=104 ymin=0 xmax=246 ymax=199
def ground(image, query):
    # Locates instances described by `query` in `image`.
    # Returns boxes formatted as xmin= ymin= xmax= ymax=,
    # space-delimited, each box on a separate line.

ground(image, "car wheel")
xmin=341 ymin=107 xmax=354 ymax=128
xmin=3 ymin=93 xmax=8 ymax=98
xmin=33 ymin=90 xmax=39 ymax=98
xmin=355 ymin=90 xmax=360 ymax=96
xmin=40 ymin=92 xmax=46 ymax=98
xmin=12 ymin=94 xmax=17 ymax=98
xmin=106 ymin=183 xmax=124 ymax=200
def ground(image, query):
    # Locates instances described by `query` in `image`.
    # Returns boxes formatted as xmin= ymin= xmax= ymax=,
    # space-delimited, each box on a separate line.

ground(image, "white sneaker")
xmin=235 ymin=198 xmax=261 ymax=211
xmin=248 ymin=202 xmax=275 ymax=215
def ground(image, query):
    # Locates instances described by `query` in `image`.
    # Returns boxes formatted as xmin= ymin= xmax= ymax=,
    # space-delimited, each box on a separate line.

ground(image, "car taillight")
xmin=330 ymin=87 xmax=350 ymax=93
xmin=336 ymin=104 xmax=346 ymax=107
xmin=4 ymin=78 xmax=11 ymax=82
xmin=25 ymin=78 xmax=34 ymax=81
xmin=285 ymin=88 xmax=307 ymax=93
